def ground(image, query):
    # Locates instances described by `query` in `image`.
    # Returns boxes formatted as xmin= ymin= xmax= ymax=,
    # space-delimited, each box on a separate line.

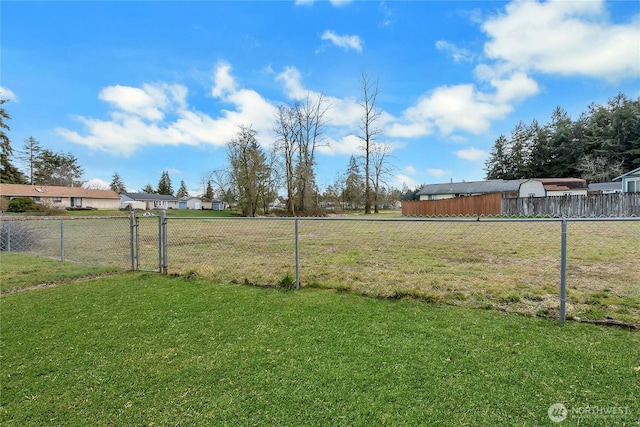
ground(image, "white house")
xmin=120 ymin=192 xmax=179 ymax=210
xmin=179 ymin=196 xmax=202 ymax=210
xmin=613 ymin=167 xmax=640 ymax=193
xmin=1 ymin=184 xmax=120 ymax=210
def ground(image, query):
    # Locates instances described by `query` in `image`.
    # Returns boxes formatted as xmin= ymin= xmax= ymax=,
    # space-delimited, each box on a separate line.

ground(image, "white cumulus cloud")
xmin=57 ymin=63 xmax=278 ymax=156
xmin=426 ymin=168 xmax=450 ymax=178
xmin=321 ymin=30 xmax=363 ymax=52
xmin=435 ymin=40 xmax=473 ymax=63
xmin=482 ymin=0 xmax=640 ymax=81
xmin=0 ymin=86 xmax=18 ymax=102
xmin=455 ymin=147 xmax=488 ymax=161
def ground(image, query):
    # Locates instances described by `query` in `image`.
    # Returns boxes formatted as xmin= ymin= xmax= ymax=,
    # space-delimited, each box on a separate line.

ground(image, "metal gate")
xmin=130 ymin=211 xmax=167 ymax=273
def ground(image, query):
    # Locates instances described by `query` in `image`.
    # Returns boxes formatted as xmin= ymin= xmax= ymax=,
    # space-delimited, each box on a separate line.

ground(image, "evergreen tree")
xmin=343 ymin=155 xmax=364 ymax=210
xmin=485 ymin=135 xmax=510 ymax=180
xmin=32 ymin=149 xmax=84 ymax=186
xmin=19 ymin=136 xmax=42 ymax=184
xmin=177 ymin=180 xmax=189 ymax=198
xmin=157 ymin=171 xmax=173 ymax=196
xmin=204 ymin=180 xmax=214 ymax=200
xmin=0 ymin=99 xmax=26 ymax=184
xmin=484 ymin=93 xmax=639 ymax=182
xmin=141 ymin=184 xmax=156 ymax=194
xmin=109 ymin=172 xmax=126 ymax=193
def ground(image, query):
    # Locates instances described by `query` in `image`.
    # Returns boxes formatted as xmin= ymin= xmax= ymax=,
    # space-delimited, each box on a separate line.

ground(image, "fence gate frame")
xmin=129 ymin=210 xmax=167 ymax=273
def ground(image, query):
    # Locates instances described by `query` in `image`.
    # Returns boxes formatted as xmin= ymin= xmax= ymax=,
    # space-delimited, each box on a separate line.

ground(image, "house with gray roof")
xmin=416 ymin=178 xmax=589 ymax=200
xmin=613 ymin=167 xmax=640 ymax=193
xmin=588 ymin=182 xmax=622 ymax=194
xmin=417 ymin=179 xmax=540 ymax=200
xmin=120 ymin=192 xmax=179 ymax=210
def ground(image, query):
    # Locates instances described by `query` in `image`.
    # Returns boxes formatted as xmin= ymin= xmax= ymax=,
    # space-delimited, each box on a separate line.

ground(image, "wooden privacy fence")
xmin=502 ymin=193 xmax=640 ymax=217
xmin=402 ymin=192 xmax=640 ymax=217
xmin=402 ymin=193 xmax=502 ymax=216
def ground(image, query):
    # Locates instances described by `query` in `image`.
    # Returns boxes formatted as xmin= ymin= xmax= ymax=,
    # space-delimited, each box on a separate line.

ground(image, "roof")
xmin=122 ymin=192 xmax=178 ymax=201
xmin=613 ymin=167 xmax=640 ymax=181
xmin=417 ymin=179 xmax=527 ymax=196
xmin=0 ymin=184 xmax=120 ymax=199
xmin=588 ymin=182 xmax=622 ymax=192
xmin=532 ymin=178 xmax=587 ymax=189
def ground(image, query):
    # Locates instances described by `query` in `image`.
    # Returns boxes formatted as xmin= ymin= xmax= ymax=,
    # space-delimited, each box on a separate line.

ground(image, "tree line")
xmin=205 ymin=74 xmax=400 ymax=216
xmin=485 ymin=93 xmax=640 ymax=182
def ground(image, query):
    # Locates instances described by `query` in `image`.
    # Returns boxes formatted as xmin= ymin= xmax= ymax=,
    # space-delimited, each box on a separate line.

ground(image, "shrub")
xmin=7 ymin=197 xmax=36 ymax=212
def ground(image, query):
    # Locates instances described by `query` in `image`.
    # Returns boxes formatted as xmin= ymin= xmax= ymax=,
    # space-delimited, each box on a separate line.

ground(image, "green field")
xmin=1 ymin=255 xmax=639 ymax=426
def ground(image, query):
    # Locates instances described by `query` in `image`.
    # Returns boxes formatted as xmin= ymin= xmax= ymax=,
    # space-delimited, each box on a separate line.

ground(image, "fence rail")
xmin=1 ymin=214 xmax=638 ymax=326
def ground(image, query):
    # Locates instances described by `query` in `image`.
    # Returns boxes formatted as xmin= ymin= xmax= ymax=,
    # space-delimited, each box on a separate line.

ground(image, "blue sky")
xmin=2 ymin=0 xmax=639 ymax=194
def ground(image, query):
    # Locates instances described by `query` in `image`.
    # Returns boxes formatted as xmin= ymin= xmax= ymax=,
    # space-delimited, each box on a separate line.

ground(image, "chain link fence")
xmin=0 ymin=216 xmax=132 ymax=268
xmin=1 ymin=214 xmax=638 ymax=325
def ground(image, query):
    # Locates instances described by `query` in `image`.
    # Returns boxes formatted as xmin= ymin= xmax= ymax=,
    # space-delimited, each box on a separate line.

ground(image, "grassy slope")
xmin=1 ymin=272 xmax=638 ymax=426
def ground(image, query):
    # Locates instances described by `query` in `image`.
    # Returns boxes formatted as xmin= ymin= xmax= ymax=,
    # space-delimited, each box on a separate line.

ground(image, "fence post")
xmin=129 ymin=211 xmax=135 ymax=271
xmin=6 ymin=221 xmax=10 ymax=252
xmin=60 ymin=219 xmax=64 ymax=262
xmin=159 ymin=210 xmax=168 ymax=274
xmin=559 ymin=218 xmax=567 ymax=324
xmin=294 ymin=217 xmax=300 ymax=290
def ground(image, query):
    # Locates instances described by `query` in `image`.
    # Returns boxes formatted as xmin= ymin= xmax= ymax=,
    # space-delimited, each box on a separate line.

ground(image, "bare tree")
xmin=577 ymin=155 xmax=624 ymax=183
xmin=296 ymin=93 xmax=328 ymax=212
xmin=356 ymin=74 xmax=381 ymax=214
xmin=371 ymin=142 xmax=393 ymax=213
xmin=210 ymin=168 xmax=236 ymax=209
xmin=273 ymin=93 xmax=329 ymax=215
xmin=274 ymin=104 xmax=299 ymax=215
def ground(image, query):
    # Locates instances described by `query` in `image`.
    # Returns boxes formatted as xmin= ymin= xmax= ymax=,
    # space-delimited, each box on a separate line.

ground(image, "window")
xmin=627 ymin=179 xmax=639 ymax=193
xmin=53 ymin=197 xmax=62 ymax=203
xmin=71 ymin=197 xmax=82 ymax=207
xmin=32 ymin=196 xmax=40 ymax=202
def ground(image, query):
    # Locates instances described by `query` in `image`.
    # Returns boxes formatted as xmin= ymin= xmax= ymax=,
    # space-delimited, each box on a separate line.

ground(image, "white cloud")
xmin=276 ymin=67 xmax=311 ymax=100
xmin=482 ymin=0 xmax=640 ymax=80
xmin=99 ymin=83 xmax=186 ymax=121
xmin=392 ymin=174 xmax=419 ymax=190
xmin=454 ymin=147 xmax=488 ymax=161
xmin=390 ymin=84 xmax=513 ymax=138
xmin=276 ymin=66 xmax=362 ymax=127
xmin=317 ymin=135 xmax=361 ymax=156
xmin=295 ymin=0 xmax=352 ymax=6
xmin=211 ymin=62 xmax=238 ymax=97
xmin=404 ymin=165 xmax=416 ymax=175
xmin=0 ymin=86 xmax=18 ymax=102
xmin=426 ymin=168 xmax=450 ymax=178
xmin=491 ymin=72 xmax=539 ymax=104
xmin=321 ymin=30 xmax=363 ymax=52
xmin=435 ymin=40 xmax=473 ymax=63
xmin=57 ymin=63 xmax=278 ymax=156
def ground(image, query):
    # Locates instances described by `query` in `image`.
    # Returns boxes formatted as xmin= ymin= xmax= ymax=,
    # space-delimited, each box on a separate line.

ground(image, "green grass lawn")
xmin=1 ymin=257 xmax=638 ymax=426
